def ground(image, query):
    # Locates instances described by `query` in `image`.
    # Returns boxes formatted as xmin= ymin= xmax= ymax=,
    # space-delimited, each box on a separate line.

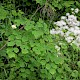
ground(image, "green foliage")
xmin=0 ymin=0 xmax=80 ymax=80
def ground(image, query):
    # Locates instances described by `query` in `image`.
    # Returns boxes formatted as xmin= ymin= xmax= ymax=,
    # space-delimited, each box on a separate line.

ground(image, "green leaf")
xmin=15 ymin=40 xmax=21 ymax=46
xmin=20 ymin=72 xmax=27 ymax=78
xmin=56 ymin=76 xmax=62 ymax=80
xmin=49 ymin=68 xmax=56 ymax=75
xmin=14 ymin=19 xmax=26 ymax=26
xmin=12 ymin=10 xmax=17 ymax=16
xmin=36 ymin=22 xmax=43 ymax=28
xmin=77 ymin=61 xmax=80 ymax=68
xmin=13 ymin=48 xmax=19 ymax=53
xmin=32 ymin=30 xmax=43 ymax=39
xmin=20 ymin=68 xmax=26 ymax=72
xmin=40 ymin=60 xmax=46 ymax=65
xmin=57 ymin=68 xmax=63 ymax=73
xmin=64 ymin=64 xmax=72 ymax=72
xmin=20 ymin=44 xmax=29 ymax=49
xmin=36 ymin=0 xmax=46 ymax=5
xmin=46 ymin=64 xmax=51 ymax=70
xmin=0 ymin=6 xmax=8 ymax=20
xmin=7 ymin=41 xmax=15 ymax=46
xmin=22 ymin=48 xmax=28 ymax=54
xmin=16 ymin=34 xmax=22 ymax=39
xmin=71 ymin=70 xmax=78 ymax=78
xmin=24 ymin=20 xmax=35 ymax=30
xmin=51 ymin=63 xmax=57 ymax=69
xmin=33 ymin=47 xmax=41 ymax=54
xmin=8 ymin=35 xmax=15 ymax=41
xmin=6 ymin=47 xmax=13 ymax=53
xmin=7 ymin=52 xmax=16 ymax=58
xmin=19 ymin=60 xmax=25 ymax=67
xmin=22 ymin=36 xmax=28 ymax=42
xmin=47 ymin=73 xmax=52 ymax=79
xmin=63 ymin=1 xmax=74 ymax=7
xmin=54 ymin=57 xmax=64 ymax=64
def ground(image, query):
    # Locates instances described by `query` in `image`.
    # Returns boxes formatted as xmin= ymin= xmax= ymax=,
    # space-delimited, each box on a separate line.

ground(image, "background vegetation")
xmin=0 ymin=0 xmax=80 ymax=80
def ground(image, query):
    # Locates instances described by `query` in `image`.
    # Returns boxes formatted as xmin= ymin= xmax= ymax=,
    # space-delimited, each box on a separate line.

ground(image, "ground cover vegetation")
xmin=0 ymin=0 xmax=80 ymax=80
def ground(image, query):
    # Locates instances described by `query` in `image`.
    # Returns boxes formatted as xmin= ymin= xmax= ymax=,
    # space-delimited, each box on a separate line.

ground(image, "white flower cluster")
xmin=11 ymin=24 xmax=17 ymax=29
xmin=55 ymin=45 xmax=61 ymax=57
xmin=50 ymin=8 xmax=80 ymax=47
xmin=71 ymin=8 xmax=79 ymax=13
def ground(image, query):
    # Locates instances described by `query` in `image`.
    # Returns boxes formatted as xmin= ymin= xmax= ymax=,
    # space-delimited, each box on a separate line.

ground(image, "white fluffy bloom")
xmin=76 ymin=36 xmax=80 ymax=43
xmin=65 ymin=36 xmax=74 ymax=43
xmin=54 ymin=20 xmax=66 ymax=27
xmin=50 ymin=29 xmax=56 ymax=34
xmin=55 ymin=45 xmax=60 ymax=51
xmin=69 ymin=27 xmax=75 ymax=32
xmin=66 ymin=13 xmax=70 ymax=16
xmin=61 ymin=16 xmax=66 ymax=20
xmin=50 ymin=8 xmax=80 ymax=47
xmin=71 ymin=8 xmax=74 ymax=11
xmin=68 ymin=15 xmax=77 ymax=20
xmin=11 ymin=25 xmax=17 ymax=29
xmin=75 ymin=8 xmax=79 ymax=13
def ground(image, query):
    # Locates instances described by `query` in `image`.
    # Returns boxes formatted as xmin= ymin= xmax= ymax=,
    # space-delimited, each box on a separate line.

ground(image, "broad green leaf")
xmin=40 ymin=60 xmax=46 ymax=65
xmin=15 ymin=40 xmax=21 ymax=46
xmin=41 ymin=69 xmax=46 ymax=73
xmin=36 ymin=0 xmax=46 ymax=5
xmin=12 ymin=10 xmax=17 ymax=16
xmin=7 ymin=41 xmax=15 ymax=46
xmin=16 ymin=34 xmax=22 ymax=39
xmin=22 ymin=48 xmax=28 ymax=54
xmin=46 ymin=64 xmax=51 ymax=70
xmin=77 ymin=61 xmax=80 ymax=68
xmin=47 ymin=73 xmax=52 ymax=79
xmin=0 ymin=6 xmax=8 ymax=20
xmin=8 ymin=35 xmax=15 ymax=41
xmin=20 ymin=72 xmax=27 ymax=78
xmin=54 ymin=57 xmax=64 ymax=64
xmin=24 ymin=20 xmax=35 ymax=30
xmin=64 ymin=64 xmax=72 ymax=72
xmin=6 ymin=47 xmax=13 ymax=53
xmin=8 ymin=52 xmax=16 ymax=58
xmin=19 ymin=60 xmax=25 ymax=67
xmin=25 ymin=69 xmax=30 ymax=74
xmin=49 ymin=68 xmax=56 ymax=75
xmin=32 ymin=30 xmax=43 ymax=39
xmin=63 ymin=1 xmax=74 ymax=7
xmin=51 ymin=63 xmax=57 ymax=69
xmin=22 ymin=36 xmax=28 ymax=42
xmin=57 ymin=68 xmax=63 ymax=73
xmin=56 ymin=76 xmax=62 ymax=80
xmin=29 ymin=40 xmax=35 ymax=47
xmin=13 ymin=48 xmax=19 ymax=53
xmin=71 ymin=70 xmax=78 ymax=78
xmin=36 ymin=22 xmax=43 ymax=28
xmin=14 ymin=19 xmax=26 ymax=26
xmin=20 ymin=68 xmax=26 ymax=72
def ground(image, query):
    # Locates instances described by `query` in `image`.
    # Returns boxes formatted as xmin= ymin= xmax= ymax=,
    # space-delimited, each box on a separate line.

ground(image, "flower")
xmin=61 ymin=16 xmax=66 ymax=20
xmin=50 ymin=8 xmax=80 ymax=47
xmin=55 ymin=45 xmax=60 ymax=51
xmin=50 ymin=29 xmax=56 ymax=34
xmin=75 ymin=8 xmax=79 ymax=13
xmin=65 ymin=36 xmax=74 ymax=43
xmin=11 ymin=24 xmax=17 ymax=29
xmin=54 ymin=20 xmax=66 ymax=27
xmin=71 ymin=8 xmax=74 ymax=11
xmin=66 ymin=13 xmax=70 ymax=16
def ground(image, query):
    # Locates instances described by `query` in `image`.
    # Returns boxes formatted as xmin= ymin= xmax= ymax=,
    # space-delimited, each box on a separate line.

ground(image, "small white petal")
xmin=11 ymin=25 xmax=17 ymax=29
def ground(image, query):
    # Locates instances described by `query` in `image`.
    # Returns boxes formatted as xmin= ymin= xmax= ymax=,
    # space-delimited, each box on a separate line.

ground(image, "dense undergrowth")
xmin=0 ymin=0 xmax=80 ymax=80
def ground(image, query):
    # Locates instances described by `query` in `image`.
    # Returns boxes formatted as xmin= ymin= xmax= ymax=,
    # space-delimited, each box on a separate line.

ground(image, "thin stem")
xmin=0 ymin=41 xmax=8 ymax=51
